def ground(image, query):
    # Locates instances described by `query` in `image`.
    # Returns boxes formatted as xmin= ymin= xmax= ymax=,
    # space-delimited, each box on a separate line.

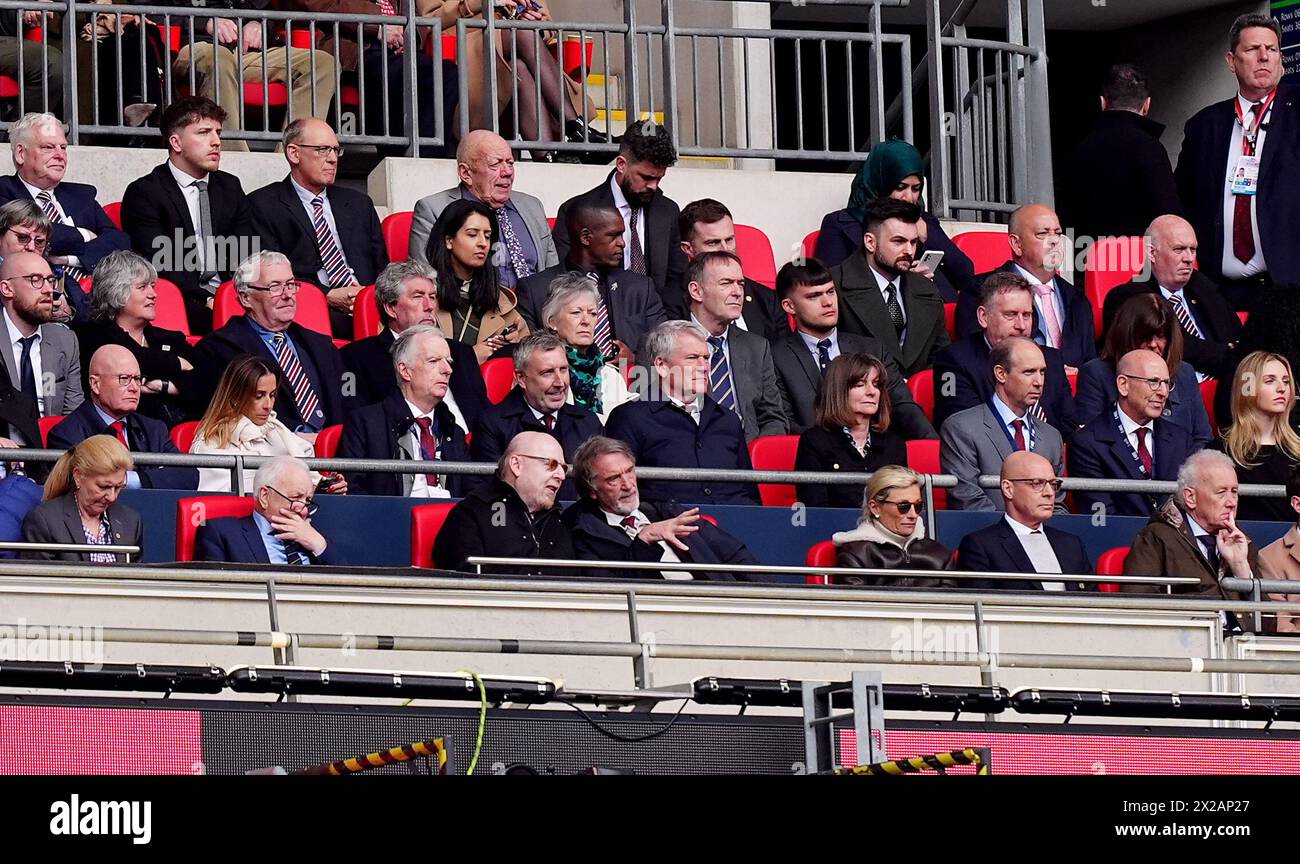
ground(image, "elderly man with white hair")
xmin=195 ymin=455 xmax=342 ymax=565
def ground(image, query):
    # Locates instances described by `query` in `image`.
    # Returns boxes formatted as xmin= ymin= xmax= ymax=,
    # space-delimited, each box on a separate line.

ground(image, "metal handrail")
xmin=0 ymin=542 xmax=140 ymax=555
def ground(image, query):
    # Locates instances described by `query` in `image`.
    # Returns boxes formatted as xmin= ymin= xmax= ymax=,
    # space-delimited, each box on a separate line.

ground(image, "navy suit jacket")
xmin=604 ymin=396 xmax=760 ymax=506
xmin=956 ymin=516 xmax=1094 ymax=591
xmin=339 ymin=328 xmax=489 ymax=427
xmin=338 ymin=389 xmax=472 ymax=497
xmin=47 ymin=401 xmax=198 ymax=490
xmin=931 ymin=332 xmax=1076 ymax=433
xmin=955 ymin=262 xmax=1096 ymax=369
xmin=1066 ymin=408 xmax=1196 ymax=519
xmin=195 ymin=514 xmax=343 ymax=565
xmin=517 ymin=261 xmax=668 ymax=356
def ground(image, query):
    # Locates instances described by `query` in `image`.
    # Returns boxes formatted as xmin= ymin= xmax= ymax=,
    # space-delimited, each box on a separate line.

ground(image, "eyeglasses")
xmin=6 ymin=273 xmax=57 ymax=289
xmin=516 ymin=453 xmax=567 ymax=474
xmin=1120 ymin=374 xmax=1175 ymax=392
xmin=876 ymin=499 xmax=924 ymax=514
xmin=1007 ymin=478 xmax=1065 ymax=492
xmin=244 ymin=280 xmax=300 ymax=297
xmin=295 ymin=143 xmax=344 ymax=157
xmin=266 ymin=485 xmax=318 ymax=517
xmin=107 ymin=374 xmax=144 ymax=388
xmin=6 ymin=229 xmax=48 ymax=250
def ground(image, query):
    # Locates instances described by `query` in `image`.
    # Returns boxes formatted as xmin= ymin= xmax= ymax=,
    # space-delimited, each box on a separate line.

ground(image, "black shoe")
xmin=565 ymin=118 xmax=614 ymax=164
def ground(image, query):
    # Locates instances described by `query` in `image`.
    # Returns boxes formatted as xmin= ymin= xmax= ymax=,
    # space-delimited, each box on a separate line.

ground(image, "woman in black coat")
xmin=831 ymin=464 xmax=954 ymax=587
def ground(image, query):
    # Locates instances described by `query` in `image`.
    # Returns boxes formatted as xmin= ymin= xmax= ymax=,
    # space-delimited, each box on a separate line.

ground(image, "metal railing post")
xmin=623 ymin=0 xmax=641 ymax=128
xmin=1023 ymin=0 xmax=1053 ymax=206
xmin=660 ymin=0 xmax=679 ymax=152
xmin=626 ymin=588 xmax=650 ymax=690
xmin=974 ymin=600 xmax=996 ymax=723
xmin=483 ymin=8 xmax=498 ymax=134
xmin=866 ymin=1 xmax=884 ymax=146
xmin=403 ymin=0 xmax=418 ymax=157
xmin=232 ymin=455 xmax=245 ymax=497
xmin=64 ymin=0 xmax=78 ymax=143
xmin=924 ymin=0 xmax=949 ymax=217
xmin=922 ymin=473 xmax=936 ymax=540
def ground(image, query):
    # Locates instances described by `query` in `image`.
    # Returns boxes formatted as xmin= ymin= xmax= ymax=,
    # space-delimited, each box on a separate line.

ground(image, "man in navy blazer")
xmin=1067 ymin=349 xmax=1198 ymax=519
xmin=563 ymin=436 xmax=759 ymax=581
xmin=196 ymin=456 xmax=343 ymax=565
xmin=934 ymin=271 xmax=1075 ymax=432
xmin=1174 ymin=14 xmax=1300 ymax=309
xmin=0 ymin=114 xmax=131 ymax=321
xmin=47 ymin=346 xmax=198 ymax=491
xmin=604 ymin=320 xmax=759 ymax=506
xmin=957 ymin=451 xmax=1094 ymax=591
xmin=248 ymin=119 xmax=389 ymax=340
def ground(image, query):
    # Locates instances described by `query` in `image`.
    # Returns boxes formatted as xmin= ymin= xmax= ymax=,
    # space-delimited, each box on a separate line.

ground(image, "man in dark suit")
xmin=553 ymin=121 xmax=688 ymax=296
xmin=338 ymin=325 xmax=472 ymax=498
xmin=1057 ymin=64 xmax=1182 ymax=241
xmin=605 ymin=320 xmax=759 ymax=506
xmin=933 ymin=271 xmax=1075 ymax=432
xmin=195 ymin=251 xmax=348 ymax=432
xmin=0 ymin=251 xmax=83 ymax=417
xmin=1175 ymin=13 xmax=1300 ymax=309
xmin=1068 ymin=349 xmax=1197 ymax=519
xmin=0 ymin=113 xmax=130 ymax=321
xmin=1101 ymin=215 xmax=1242 ymax=379
xmin=339 ymin=260 xmax=488 ymax=431
xmin=664 ymin=198 xmax=788 ymax=342
xmin=564 ymin=435 xmax=759 ymax=581
xmin=683 ymin=250 xmax=786 ymax=442
xmin=196 ymin=455 xmax=343 ymax=565
xmin=249 ymin=118 xmax=388 ymax=340
xmin=47 ymin=345 xmax=198 ymax=491
xmin=517 ymin=203 xmax=667 ymax=364
xmin=120 ymin=96 xmax=259 ymax=333
xmin=0 ymin=368 xmax=42 ymax=482
xmin=772 ymin=259 xmax=934 ymax=437
xmin=829 ymin=199 xmax=949 ymax=378
xmin=957 ymin=451 xmax=1093 ymax=591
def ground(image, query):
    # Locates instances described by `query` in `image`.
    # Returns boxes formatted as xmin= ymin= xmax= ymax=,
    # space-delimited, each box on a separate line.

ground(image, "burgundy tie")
xmin=414 ymin=417 xmax=440 ymax=488
xmin=1232 ymin=101 xmax=1261 ymax=264
xmin=543 ymin=413 xmax=556 ymax=431
xmin=110 ymin=420 xmax=128 ymax=449
xmin=1135 ymin=427 xmax=1153 ymax=475
xmin=1011 ymin=419 xmax=1026 ymax=451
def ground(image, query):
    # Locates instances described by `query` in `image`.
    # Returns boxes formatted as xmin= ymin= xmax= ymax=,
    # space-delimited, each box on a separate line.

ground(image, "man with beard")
xmin=0 ymin=251 xmax=82 ymax=417
xmin=829 ymin=199 xmax=948 ymax=378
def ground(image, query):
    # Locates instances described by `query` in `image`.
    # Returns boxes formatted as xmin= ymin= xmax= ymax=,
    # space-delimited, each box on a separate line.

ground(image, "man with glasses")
xmin=1068 ymin=348 xmax=1199 ymax=518
xmin=0 ymin=200 xmax=72 ymax=324
xmin=433 ymin=431 xmax=574 ymax=575
xmin=196 ymin=455 xmax=343 ymax=565
xmin=956 ymin=450 xmax=1094 ymax=592
xmin=249 ymin=119 xmax=388 ymax=340
xmin=0 ymin=251 xmax=82 ymax=417
xmin=47 ymin=346 xmax=198 ymax=491
xmin=196 ymin=250 xmax=349 ymax=434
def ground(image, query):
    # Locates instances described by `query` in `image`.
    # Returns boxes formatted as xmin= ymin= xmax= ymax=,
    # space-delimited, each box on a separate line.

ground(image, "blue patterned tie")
xmin=707 ymin=335 xmax=738 ymax=413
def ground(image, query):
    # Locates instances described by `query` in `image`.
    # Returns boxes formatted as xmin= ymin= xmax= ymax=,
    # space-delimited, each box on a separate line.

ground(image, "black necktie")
xmin=285 ymin=541 xmax=311 ymax=566
xmin=816 ymin=339 xmax=832 ymax=376
xmin=885 ymin=283 xmax=905 ymax=337
xmin=17 ymin=334 xmax=38 ymax=403
xmin=1198 ymin=535 xmax=1219 ymax=572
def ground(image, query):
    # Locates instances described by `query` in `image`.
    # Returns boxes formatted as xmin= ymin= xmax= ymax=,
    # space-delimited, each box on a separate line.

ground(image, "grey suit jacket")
xmin=0 ymin=316 xmax=83 ymax=416
xmin=20 ymin=492 xmax=143 ymax=562
xmin=939 ymin=402 xmax=1066 ymax=512
xmin=722 ymin=323 xmax=789 ymax=442
xmin=408 ymin=185 xmax=559 ymax=270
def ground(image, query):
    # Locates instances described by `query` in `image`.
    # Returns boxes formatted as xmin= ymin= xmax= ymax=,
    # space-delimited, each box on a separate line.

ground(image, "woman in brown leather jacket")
xmin=832 ymin=464 xmax=955 ymax=587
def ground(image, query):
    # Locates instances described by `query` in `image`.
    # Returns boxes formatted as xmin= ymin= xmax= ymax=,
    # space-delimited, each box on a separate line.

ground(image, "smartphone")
xmin=498 ymin=322 xmax=520 ymax=338
xmin=315 ymin=473 xmax=337 ymax=495
xmin=919 ymin=250 xmax=945 ymax=270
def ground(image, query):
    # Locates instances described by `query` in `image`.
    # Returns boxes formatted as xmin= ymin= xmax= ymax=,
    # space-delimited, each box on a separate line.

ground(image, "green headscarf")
xmin=847 ymin=139 xmax=926 ymax=223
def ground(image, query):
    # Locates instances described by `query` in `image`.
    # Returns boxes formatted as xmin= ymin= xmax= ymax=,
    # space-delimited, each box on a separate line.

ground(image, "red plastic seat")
xmin=242 ymin=82 xmax=288 ymax=108
xmin=802 ymin=230 xmax=820 ymax=262
xmin=38 ymin=415 xmax=64 ymax=446
xmin=103 ymin=201 xmax=122 ymax=230
xmin=952 ymin=231 xmax=1011 ymax=275
xmin=1096 ymin=545 xmax=1130 ymax=594
xmin=480 ymin=357 xmax=516 ymax=404
xmin=747 ymin=434 xmax=799 ymax=507
xmin=411 ymin=502 xmax=457 ymax=568
xmin=352 ymin=284 xmax=381 ymax=341
xmin=213 ymin=280 xmax=333 ymax=338
xmin=805 ymin=539 xmax=837 ymax=585
xmin=176 ymin=496 xmax=256 ymax=562
xmin=382 ymin=211 xmax=414 ymax=263
xmin=169 ymin=420 xmax=200 ymax=454
xmin=734 ymin=224 xmax=777 ymax=289
xmin=153 ymin=277 xmax=190 ymax=335
xmin=907 ymin=368 xmax=935 ymax=423
xmin=1201 ymin=378 xmax=1218 ymax=432
xmin=0 ymin=77 xmax=19 ymax=99
xmin=315 ymin=424 xmax=343 ymax=458
xmin=943 ymin=302 xmax=957 ymax=343
xmin=905 ymin=438 xmax=945 ymax=509
xmin=1084 ymin=236 xmax=1145 ymax=338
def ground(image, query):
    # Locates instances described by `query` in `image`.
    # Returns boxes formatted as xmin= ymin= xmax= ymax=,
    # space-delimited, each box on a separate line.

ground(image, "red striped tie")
xmin=311 ymin=195 xmax=356 ymax=289
xmin=270 ymin=332 xmax=322 ymax=427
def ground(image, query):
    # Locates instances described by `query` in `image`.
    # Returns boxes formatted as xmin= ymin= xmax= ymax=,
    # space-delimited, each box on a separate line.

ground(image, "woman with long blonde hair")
xmin=21 ymin=436 xmax=143 ymax=562
xmin=1218 ymin=351 xmax=1300 ymax=521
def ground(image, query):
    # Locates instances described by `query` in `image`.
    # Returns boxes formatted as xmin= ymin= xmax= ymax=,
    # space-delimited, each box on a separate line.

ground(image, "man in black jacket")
xmin=433 ymin=431 xmax=574 ymax=575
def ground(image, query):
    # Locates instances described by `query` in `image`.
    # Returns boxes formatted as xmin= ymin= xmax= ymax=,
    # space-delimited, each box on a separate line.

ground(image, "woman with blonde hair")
xmin=830 ymin=464 xmax=954 ymax=587
xmin=1216 ymin=351 xmax=1300 ymax=521
xmin=191 ymin=355 xmax=346 ymax=495
xmin=21 ymin=436 xmax=143 ymax=562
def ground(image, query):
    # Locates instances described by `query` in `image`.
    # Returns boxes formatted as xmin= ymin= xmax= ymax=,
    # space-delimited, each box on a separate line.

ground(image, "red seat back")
xmin=1201 ymin=378 xmax=1218 ymax=432
xmin=176 ymin=496 xmax=256 ymax=562
xmin=411 ymin=502 xmax=457 ymax=568
xmin=905 ymin=438 xmax=945 ymax=509
xmin=801 ymin=230 xmax=820 ymax=262
xmin=747 ymin=434 xmax=799 ymax=507
xmin=952 ymin=231 xmax=1011 ymax=274
xmin=382 ymin=211 xmax=414 ymax=263
xmin=169 ymin=420 xmax=200 ymax=454
xmin=907 ymin=368 xmax=935 ymax=423
xmin=734 ymin=224 xmax=777 ymax=288
xmin=481 ymin=357 xmax=516 ymax=404
xmin=38 ymin=415 xmax=64 ymax=446
xmin=1096 ymin=545 xmax=1130 ymax=593
xmin=805 ymin=540 xmax=837 ymax=585
xmin=213 ymin=280 xmax=333 ymax=337
xmin=152 ymin=277 xmax=190 ymax=335
xmin=1084 ymin=236 xmax=1145 ymax=338
xmin=315 ymin=424 xmax=343 ymax=458
xmin=352 ymin=284 xmax=381 ymax=341
xmin=103 ymin=201 xmax=122 ymax=230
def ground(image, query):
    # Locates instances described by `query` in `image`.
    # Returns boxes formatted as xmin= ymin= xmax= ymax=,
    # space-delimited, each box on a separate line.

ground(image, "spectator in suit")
xmin=409 ymin=130 xmax=558 ymax=283
xmin=1058 ymin=63 xmax=1182 ymax=241
xmin=1175 ymin=13 xmax=1300 ymax=309
xmin=0 ymin=113 xmax=131 ymax=321
xmin=553 ymin=121 xmax=688 ymax=295
xmin=829 ymin=198 xmax=949 ymax=378
xmin=21 ymin=436 xmax=142 ymax=563
xmin=0 ymin=251 xmax=83 ymax=417
xmin=1069 ymin=349 xmax=1198 ymax=519
xmin=48 ymin=345 xmax=198 ymax=491
xmin=1077 ymin=292 xmax=1211 ymax=447
xmin=540 ymin=273 xmax=637 ymax=424
xmin=74 ymin=250 xmax=200 ymax=427
xmin=772 ymin=259 xmax=932 ymax=438
xmin=433 ymin=430 xmax=573 ymax=576
xmin=832 ymin=464 xmax=954 ymax=586
xmin=1257 ymin=463 xmax=1300 ymax=632
xmin=426 ymin=198 xmax=529 ymax=363
xmin=196 ymin=251 xmax=349 ymax=434
xmin=814 ymin=138 xmax=977 ymax=303
xmin=1217 ymin=351 xmax=1300 ymax=522
xmin=795 ymin=352 xmax=907 ymax=509
xmin=339 ymin=324 xmax=471 ymax=498
xmin=940 ymin=337 xmax=1067 ymax=512
xmin=932 ymin=271 xmax=1074 ymax=432
xmin=665 ymin=198 xmax=788 ymax=341
xmin=0 ymin=10 xmax=62 ymax=116
xmin=518 ymin=203 xmax=666 ymax=365
xmin=196 ymin=455 xmax=344 ymax=565
xmin=120 ymin=97 xmax=259 ymax=332
xmin=605 ymin=320 xmax=758 ymax=506
xmin=339 ymin=260 xmax=488 ymax=433
xmin=0 ymin=370 xmax=43 ymax=481
xmin=1101 ymin=215 xmax=1242 ymax=380
xmin=957 ymin=451 xmax=1093 ymax=591
xmin=0 ymin=200 xmax=71 ymax=323
xmin=685 ymin=250 xmax=787 ymax=442
xmin=564 ymin=435 xmax=759 ymax=581
xmin=249 ymin=119 xmax=388 ymax=340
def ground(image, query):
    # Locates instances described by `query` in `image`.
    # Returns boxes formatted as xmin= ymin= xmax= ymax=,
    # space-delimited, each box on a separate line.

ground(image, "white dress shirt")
xmin=386 ymin=329 xmax=468 ymax=433
xmin=1004 ymin=514 xmax=1065 ymax=591
xmin=3 ymin=307 xmax=44 ymax=414
xmin=609 ymin=174 xmax=647 ymax=273
xmin=404 ymin=398 xmax=451 ymax=499
xmin=1116 ymin=403 xmax=1155 ymax=466
xmin=1012 ymin=262 xmax=1066 ymax=350
xmin=168 ymin=160 xmax=207 ymax=244
xmin=1220 ymin=92 xmax=1271 ymax=280
xmin=798 ymin=328 xmax=840 ymax=366
xmin=867 ymin=262 xmax=907 ymax=327
xmin=606 ymin=508 xmax=691 ymax=580
xmin=22 ymin=178 xmax=93 ymax=268
xmin=668 ymin=393 xmax=703 ymax=424
xmin=291 ymin=177 xmax=350 ymax=288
